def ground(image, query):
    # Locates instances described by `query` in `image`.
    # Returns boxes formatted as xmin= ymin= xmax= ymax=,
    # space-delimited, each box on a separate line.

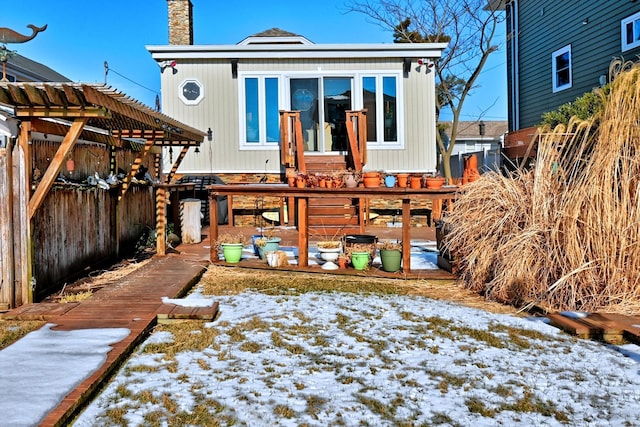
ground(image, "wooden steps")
xmin=157 ymin=302 xmax=220 ymax=324
xmin=303 ymin=155 xmax=363 ymax=235
xmin=548 ymin=312 xmax=640 ymax=344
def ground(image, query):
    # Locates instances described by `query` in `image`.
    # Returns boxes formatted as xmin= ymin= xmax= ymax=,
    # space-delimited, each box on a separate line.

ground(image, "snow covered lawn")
xmin=74 ymin=288 xmax=640 ymax=426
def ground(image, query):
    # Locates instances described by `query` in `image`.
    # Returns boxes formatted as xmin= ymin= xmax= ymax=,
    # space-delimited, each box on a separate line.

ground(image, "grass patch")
xmin=0 ymin=320 xmax=45 ymax=350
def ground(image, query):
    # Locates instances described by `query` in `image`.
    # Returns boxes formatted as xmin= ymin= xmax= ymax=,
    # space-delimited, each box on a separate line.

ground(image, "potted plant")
xmin=214 ymin=232 xmax=247 ymax=264
xmin=425 ymin=174 xmax=446 ymax=189
xmin=378 ymin=240 xmax=402 ymax=272
xmin=350 ymin=251 xmax=370 ymax=270
xmin=342 ymin=169 xmax=361 ymax=188
xmin=255 ymin=229 xmax=282 ymax=260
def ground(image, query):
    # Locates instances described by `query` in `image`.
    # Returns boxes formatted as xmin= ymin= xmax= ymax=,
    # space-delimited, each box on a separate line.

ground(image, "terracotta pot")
xmin=396 ymin=173 xmax=409 ymax=188
xmin=363 ymin=176 xmax=380 ymax=188
xmin=409 ymin=175 xmax=422 ymax=189
xmin=296 ymin=177 xmax=306 ymax=188
xmin=425 ymin=177 xmax=446 ymax=189
xmin=287 ymin=176 xmax=296 ymax=187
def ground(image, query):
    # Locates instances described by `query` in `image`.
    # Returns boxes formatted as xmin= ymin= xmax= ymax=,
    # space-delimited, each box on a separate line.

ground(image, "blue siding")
xmin=507 ymin=1 xmax=640 ymax=129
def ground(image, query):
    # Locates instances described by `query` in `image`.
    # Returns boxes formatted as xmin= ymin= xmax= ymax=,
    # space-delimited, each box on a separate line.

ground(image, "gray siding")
xmin=160 ymin=57 xmax=438 ymax=175
xmin=511 ymin=1 xmax=640 ymax=129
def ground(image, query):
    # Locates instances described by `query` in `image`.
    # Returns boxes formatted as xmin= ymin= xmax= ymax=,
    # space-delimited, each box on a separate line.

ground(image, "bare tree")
xmin=346 ymin=0 xmax=504 ymax=181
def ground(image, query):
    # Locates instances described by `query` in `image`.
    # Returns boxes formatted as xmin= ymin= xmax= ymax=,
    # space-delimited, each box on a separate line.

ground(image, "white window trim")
xmin=238 ymin=70 xmax=404 ymax=151
xmin=622 ymin=11 xmax=640 ymax=52
xmin=178 ymin=78 xmax=204 ymax=105
xmin=359 ymin=73 xmax=404 ymax=149
xmin=551 ymin=45 xmax=572 ymax=93
xmin=238 ymin=74 xmax=282 ymax=150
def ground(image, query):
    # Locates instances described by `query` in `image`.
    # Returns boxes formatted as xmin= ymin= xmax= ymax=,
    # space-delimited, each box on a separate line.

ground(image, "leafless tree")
xmin=346 ymin=0 xmax=504 ymax=180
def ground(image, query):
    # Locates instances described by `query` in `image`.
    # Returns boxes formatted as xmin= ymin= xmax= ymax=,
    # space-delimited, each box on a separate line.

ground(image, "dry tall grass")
xmin=443 ymin=59 xmax=640 ymax=314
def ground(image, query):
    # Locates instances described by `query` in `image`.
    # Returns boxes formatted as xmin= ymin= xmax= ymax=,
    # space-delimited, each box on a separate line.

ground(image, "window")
xmin=241 ymin=76 xmax=280 ymax=147
xmin=239 ymin=71 xmax=402 ymax=150
xmin=552 ymin=45 xmax=572 ymax=93
xmin=362 ymin=75 xmax=400 ymax=145
xmin=622 ymin=11 xmax=640 ymax=51
xmin=178 ymin=79 xmax=204 ymax=105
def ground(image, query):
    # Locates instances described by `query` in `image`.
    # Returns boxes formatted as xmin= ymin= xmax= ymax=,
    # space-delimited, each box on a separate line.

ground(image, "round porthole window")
xmin=178 ymin=79 xmax=204 ymax=105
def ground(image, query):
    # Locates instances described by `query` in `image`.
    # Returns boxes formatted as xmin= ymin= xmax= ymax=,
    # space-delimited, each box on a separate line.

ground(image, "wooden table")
xmin=208 ymin=184 xmax=458 ymax=273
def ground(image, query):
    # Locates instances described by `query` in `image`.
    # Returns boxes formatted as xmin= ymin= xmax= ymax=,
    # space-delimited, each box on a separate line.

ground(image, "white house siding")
xmin=160 ymin=57 xmax=438 ymax=175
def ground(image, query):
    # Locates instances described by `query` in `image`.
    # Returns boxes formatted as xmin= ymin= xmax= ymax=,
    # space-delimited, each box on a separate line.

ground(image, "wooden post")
xmin=209 ymin=193 xmax=219 ymax=262
xmin=156 ymin=186 xmax=167 ymax=256
xmin=0 ymin=141 xmax=14 ymax=309
xmin=402 ymin=198 xmax=411 ymax=272
xmin=297 ymin=197 xmax=308 ymax=267
xmin=17 ymin=122 xmax=31 ymax=305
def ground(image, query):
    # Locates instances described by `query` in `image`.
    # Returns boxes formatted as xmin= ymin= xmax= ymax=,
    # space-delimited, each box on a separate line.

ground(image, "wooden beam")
xmin=28 ymin=118 xmax=87 ymax=219
xmin=119 ymin=138 xmax=154 ymax=201
xmin=15 ymin=106 xmax=110 ymax=118
xmin=112 ymin=130 xmax=164 ymax=140
xmin=165 ymin=146 xmax=189 ymax=184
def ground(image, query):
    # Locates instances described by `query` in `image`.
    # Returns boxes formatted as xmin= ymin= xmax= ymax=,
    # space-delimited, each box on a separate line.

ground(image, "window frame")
xmin=238 ymin=74 xmax=282 ymax=150
xmin=237 ymin=70 xmax=404 ymax=150
xmin=360 ymin=73 xmax=403 ymax=148
xmin=178 ymin=79 xmax=204 ymax=105
xmin=622 ymin=11 xmax=640 ymax=52
xmin=551 ymin=45 xmax=572 ymax=93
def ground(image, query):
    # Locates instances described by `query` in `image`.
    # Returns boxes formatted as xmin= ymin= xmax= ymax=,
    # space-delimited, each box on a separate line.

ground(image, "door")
xmin=289 ymin=77 xmax=353 ymax=153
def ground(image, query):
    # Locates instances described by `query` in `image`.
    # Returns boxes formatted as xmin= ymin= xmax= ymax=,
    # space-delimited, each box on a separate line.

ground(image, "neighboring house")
xmin=493 ymin=1 xmax=640 ymax=158
xmin=3 ymin=52 xmax=70 ymax=82
xmin=147 ymin=0 xmax=447 ymax=181
xmin=439 ymin=120 xmax=507 ymax=176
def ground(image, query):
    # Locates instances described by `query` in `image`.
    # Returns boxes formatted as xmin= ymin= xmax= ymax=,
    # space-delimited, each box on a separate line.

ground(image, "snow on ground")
xmin=0 ymin=325 xmax=130 ymax=427
xmin=72 ymin=289 xmax=640 ymax=426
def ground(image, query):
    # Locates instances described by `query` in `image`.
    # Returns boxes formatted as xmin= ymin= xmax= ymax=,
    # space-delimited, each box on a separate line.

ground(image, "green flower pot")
xmin=221 ymin=243 xmax=243 ymax=263
xmin=351 ymin=251 xmax=370 ymax=270
xmin=380 ymin=249 xmax=402 ymax=272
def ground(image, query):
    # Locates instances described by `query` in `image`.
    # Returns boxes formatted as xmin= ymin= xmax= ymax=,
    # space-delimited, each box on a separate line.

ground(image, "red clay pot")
xmin=396 ymin=173 xmax=409 ymax=188
xmin=425 ymin=177 xmax=446 ymax=189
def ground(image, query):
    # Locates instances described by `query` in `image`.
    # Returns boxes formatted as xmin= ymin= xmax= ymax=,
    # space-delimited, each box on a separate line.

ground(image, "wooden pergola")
xmin=0 ymin=82 xmax=206 ymax=307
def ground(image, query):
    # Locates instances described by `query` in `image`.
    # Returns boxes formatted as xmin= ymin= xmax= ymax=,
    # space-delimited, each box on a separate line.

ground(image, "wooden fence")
xmin=1 ymin=140 xmax=157 ymax=307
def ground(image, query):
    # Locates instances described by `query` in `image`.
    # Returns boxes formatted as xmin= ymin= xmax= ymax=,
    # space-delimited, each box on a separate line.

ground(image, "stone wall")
xmin=167 ymin=0 xmax=193 ymax=45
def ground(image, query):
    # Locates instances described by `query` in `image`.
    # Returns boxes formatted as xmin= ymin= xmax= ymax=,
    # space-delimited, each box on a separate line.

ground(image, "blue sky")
xmin=5 ymin=0 xmax=507 ymax=121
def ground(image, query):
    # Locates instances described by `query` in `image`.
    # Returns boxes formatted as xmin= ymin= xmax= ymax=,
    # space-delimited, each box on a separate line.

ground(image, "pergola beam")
xmin=28 ymin=118 xmax=88 ymax=219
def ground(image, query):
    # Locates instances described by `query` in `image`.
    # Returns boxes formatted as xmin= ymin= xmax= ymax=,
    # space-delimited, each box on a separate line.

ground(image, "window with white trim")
xmin=362 ymin=75 xmax=400 ymax=145
xmin=622 ymin=11 xmax=640 ymax=52
xmin=241 ymin=76 xmax=280 ymax=147
xmin=552 ymin=45 xmax=572 ymax=93
xmin=238 ymin=71 xmax=403 ymax=150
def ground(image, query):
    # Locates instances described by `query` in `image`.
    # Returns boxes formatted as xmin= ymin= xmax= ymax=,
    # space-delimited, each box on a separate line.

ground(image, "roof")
xmin=6 ymin=53 xmax=70 ymax=82
xmin=147 ymin=40 xmax=448 ymax=60
xmin=238 ymin=28 xmax=313 ymax=46
xmin=441 ymin=120 xmax=507 ymax=139
xmin=0 ymin=82 xmax=205 ymax=147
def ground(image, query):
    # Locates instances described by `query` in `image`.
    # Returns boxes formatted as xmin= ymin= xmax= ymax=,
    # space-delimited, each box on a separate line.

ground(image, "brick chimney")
xmin=167 ymin=0 xmax=193 ymax=45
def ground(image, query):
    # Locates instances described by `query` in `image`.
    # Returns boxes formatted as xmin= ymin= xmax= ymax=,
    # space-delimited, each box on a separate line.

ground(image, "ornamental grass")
xmin=443 ymin=59 xmax=640 ymax=314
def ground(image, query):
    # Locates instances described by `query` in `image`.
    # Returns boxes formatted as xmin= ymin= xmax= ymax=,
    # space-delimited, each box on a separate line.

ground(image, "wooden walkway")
xmin=1 ymin=236 xmax=213 ymax=427
xmin=548 ymin=312 xmax=640 ymax=345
